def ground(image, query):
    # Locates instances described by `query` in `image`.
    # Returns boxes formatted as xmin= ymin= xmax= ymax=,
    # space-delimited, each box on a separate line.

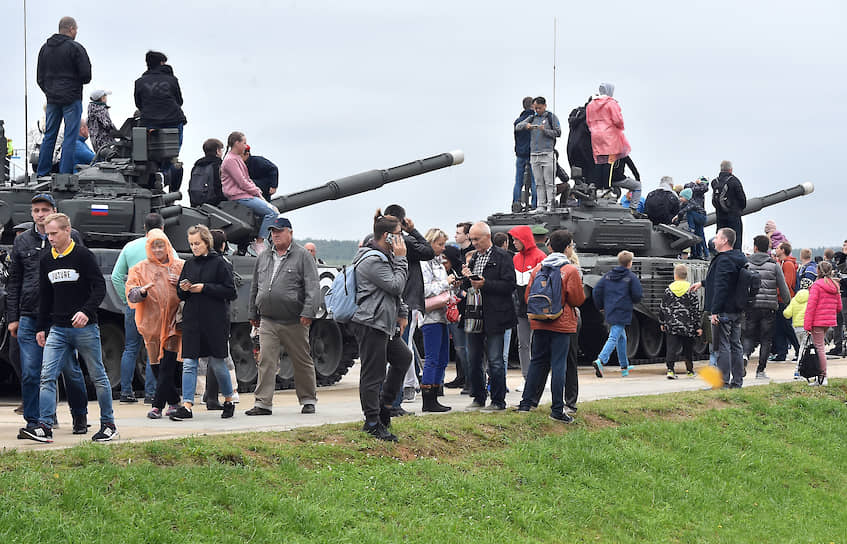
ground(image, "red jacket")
xmin=509 ymin=226 xmax=546 ymax=275
xmin=804 ymin=277 xmax=842 ymax=330
xmin=780 ymin=255 xmax=798 ymax=300
xmin=524 ymin=261 xmax=586 ymax=333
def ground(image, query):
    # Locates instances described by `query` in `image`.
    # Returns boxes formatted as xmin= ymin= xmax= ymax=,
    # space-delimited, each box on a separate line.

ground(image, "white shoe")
xmin=231 ymin=391 xmax=240 ymax=403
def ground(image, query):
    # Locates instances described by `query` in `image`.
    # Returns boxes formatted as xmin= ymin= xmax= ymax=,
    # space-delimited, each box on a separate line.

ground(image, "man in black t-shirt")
xmin=21 ymin=213 xmax=119 ymax=444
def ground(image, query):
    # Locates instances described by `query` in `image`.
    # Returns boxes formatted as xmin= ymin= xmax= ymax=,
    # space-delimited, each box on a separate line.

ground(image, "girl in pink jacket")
xmin=585 ymin=82 xmax=631 ymax=165
xmin=803 ymin=261 xmax=842 ymax=385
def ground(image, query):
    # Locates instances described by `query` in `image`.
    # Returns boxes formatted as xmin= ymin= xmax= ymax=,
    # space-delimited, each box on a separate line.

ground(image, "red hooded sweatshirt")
xmin=509 ymin=226 xmax=547 ymax=280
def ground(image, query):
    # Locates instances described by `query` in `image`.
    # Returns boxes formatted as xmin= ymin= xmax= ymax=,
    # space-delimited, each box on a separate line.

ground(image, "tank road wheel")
xmin=315 ymin=271 xmax=337 ymax=320
xmin=624 ymin=321 xmax=641 ymax=363
xmin=638 ymin=314 xmax=665 ymax=360
xmin=275 ymin=350 xmax=296 ymax=391
xmin=98 ymin=320 xmax=125 ymax=395
xmin=310 ymin=319 xmax=345 ymax=386
xmin=577 ymin=298 xmax=607 ymax=363
xmin=693 ymin=334 xmax=709 ymax=358
xmin=230 ymin=323 xmax=258 ymax=393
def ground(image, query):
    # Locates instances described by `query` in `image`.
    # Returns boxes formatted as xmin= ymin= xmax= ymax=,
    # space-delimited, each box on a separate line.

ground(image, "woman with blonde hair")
xmin=170 ymin=225 xmax=238 ymax=420
xmin=420 ymin=228 xmax=453 ymax=412
xmin=125 ymin=229 xmax=184 ymax=419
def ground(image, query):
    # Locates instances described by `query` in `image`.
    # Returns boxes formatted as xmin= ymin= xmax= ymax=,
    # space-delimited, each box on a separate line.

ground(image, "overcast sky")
xmin=1 ymin=0 xmax=845 ymax=249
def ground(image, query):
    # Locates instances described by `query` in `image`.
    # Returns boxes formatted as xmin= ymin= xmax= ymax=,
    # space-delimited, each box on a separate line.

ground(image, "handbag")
xmin=797 ymin=334 xmax=820 ymax=379
xmin=425 ymin=291 xmax=450 ymax=312
xmin=445 ymin=294 xmax=460 ymax=323
xmin=464 ymin=287 xmax=484 ymax=333
xmin=175 ymin=301 xmax=185 ymax=331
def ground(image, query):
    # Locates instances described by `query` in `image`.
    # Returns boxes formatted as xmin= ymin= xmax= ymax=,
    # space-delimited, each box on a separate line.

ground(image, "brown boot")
xmin=421 ymin=385 xmax=451 ymax=413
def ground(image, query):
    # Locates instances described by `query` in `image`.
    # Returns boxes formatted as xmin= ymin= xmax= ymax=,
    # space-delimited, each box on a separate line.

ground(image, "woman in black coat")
xmin=170 ymin=224 xmax=237 ymax=421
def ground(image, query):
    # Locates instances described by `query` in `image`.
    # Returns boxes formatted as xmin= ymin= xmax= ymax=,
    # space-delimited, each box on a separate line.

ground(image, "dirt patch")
xmin=578 ymin=413 xmax=620 ymax=429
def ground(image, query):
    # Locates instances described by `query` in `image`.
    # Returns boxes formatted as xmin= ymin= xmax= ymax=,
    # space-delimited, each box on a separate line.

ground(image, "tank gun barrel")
xmin=704 ymin=182 xmax=814 ymax=227
xmin=270 ymin=150 xmax=464 ymax=213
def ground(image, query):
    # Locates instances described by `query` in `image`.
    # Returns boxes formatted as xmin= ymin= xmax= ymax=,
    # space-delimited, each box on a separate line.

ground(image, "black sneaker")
xmin=143 ymin=395 xmax=154 ymax=405
xmin=245 ymin=406 xmax=272 ymax=416
xmin=92 ymin=424 xmax=119 ymax=442
xmin=362 ymin=421 xmax=398 ymax=442
xmin=379 ymin=405 xmax=392 ymax=428
xmin=388 ymin=406 xmax=412 ymax=417
xmin=301 ymin=403 xmax=315 ymax=414
xmin=169 ymin=406 xmax=193 ymax=421
xmin=221 ymin=401 xmax=235 ymax=419
xmin=72 ymin=413 xmax=89 ymax=435
xmin=512 ymin=405 xmax=531 ymax=412
xmin=20 ymin=424 xmax=53 ymax=443
xmin=550 ymin=412 xmax=575 ymax=424
xmin=119 ymin=394 xmax=138 ymax=404
xmin=206 ymin=400 xmax=224 ymax=411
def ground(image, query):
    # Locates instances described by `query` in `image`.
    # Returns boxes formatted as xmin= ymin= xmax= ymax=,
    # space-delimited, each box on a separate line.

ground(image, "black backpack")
xmin=712 ymin=176 xmax=739 ymax=213
xmin=735 ymin=263 xmax=761 ymax=309
xmin=188 ymin=162 xmax=217 ymax=207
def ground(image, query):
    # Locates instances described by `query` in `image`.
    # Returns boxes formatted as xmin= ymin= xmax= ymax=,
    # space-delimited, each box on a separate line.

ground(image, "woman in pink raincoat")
xmin=586 ymin=82 xmax=631 ymax=165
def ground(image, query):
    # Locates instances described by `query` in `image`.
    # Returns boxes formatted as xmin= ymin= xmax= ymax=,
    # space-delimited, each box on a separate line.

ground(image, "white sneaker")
xmin=231 ymin=391 xmax=240 ymax=404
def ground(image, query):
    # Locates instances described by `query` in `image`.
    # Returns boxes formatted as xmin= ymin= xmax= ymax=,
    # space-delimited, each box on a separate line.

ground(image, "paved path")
xmin=2 ymin=357 xmax=844 ymax=451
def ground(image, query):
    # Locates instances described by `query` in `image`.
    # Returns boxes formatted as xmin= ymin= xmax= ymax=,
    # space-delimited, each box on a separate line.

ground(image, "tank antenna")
xmin=552 ymin=17 xmax=557 ymax=113
xmin=23 ymin=0 xmax=29 ymax=178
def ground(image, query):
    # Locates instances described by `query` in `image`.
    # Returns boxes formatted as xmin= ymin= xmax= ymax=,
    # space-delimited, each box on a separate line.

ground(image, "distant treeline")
xmin=809 ymin=246 xmax=843 ymax=258
xmin=300 ymin=238 xmax=359 ymax=266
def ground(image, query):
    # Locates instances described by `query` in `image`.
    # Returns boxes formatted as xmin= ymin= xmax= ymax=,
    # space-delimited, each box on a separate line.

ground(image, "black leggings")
xmin=666 ymin=334 xmax=694 ymax=373
xmin=151 ymin=350 xmax=180 ymax=409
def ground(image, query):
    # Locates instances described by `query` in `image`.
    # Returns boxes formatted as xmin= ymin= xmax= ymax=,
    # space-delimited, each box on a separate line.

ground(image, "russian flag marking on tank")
xmin=91 ymin=204 xmax=109 ymax=216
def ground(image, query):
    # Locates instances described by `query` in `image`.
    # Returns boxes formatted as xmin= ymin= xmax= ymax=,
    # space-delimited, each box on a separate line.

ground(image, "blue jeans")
xmin=37 ymin=100 xmax=83 ymax=176
xmin=120 ymin=307 xmax=145 ymax=396
xmin=712 ymin=313 xmax=744 ymax=387
xmin=39 ymin=324 xmax=113 ymax=428
xmin=236 ymin=197 xmax=278 ymax=240
xmin=18 ymin=316 xmax=88 ymax=425
xmin=421 ymin=323 xmax=449 ymax=385
xmin=181 ymin=357 xmax=232 ymax=405
xmin=687 ymin=211 xmax=707 ymax=258
xmin=513 ymin=155 xmax=536 ymax=207
xmin=449 ymin=322 xmax=468 ymax=380
xmin=502 ymin=328 xmax=512 ymax=369
xmin=467 ymin=331 xmax=506 ymax=407
xmin=598 ymin=324 xmax=629 ymax=368
xmin=520 ymin=330 xmax=571 ymax=415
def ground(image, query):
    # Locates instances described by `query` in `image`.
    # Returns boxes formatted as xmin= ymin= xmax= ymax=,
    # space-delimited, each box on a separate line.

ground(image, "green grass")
xmin=1 ymin=382 xmax=846 ymax=543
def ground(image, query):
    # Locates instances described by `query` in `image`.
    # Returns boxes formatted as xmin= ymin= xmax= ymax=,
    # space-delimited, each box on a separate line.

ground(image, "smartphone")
xmin=386 ymin=234 xmax=395 ymax=245
xmin=470 ymin=274 xmax=482 ymax=281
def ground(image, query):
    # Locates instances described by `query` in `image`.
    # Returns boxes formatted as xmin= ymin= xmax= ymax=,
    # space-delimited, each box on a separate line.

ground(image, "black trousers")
xmin=666 ymin=334 xmax=694 ymax=373
xmin=717 ymin=215 xmax=743 ymax=250
xmin=742 ymin=308 xmax=776 ymax=373
xmin=151 ymin=350 xmax=180 ymax=410
xmin=352 ymin=323 xmax=412 ymax=421
xmin=526 ymin=331 xmax=579 ymax=410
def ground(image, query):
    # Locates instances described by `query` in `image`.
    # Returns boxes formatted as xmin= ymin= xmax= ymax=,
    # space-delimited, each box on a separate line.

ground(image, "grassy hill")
xmin=0 ymin=382 xmax=845 ymax=542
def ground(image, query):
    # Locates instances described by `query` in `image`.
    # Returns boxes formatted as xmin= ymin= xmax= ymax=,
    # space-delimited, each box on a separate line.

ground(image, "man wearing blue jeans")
xmin=591 ymin=250 xmax=643 ymax=378
xmin=7 ymin=194 xmax=89 ymax=438
xmin=512 ymin=97 xmax=536 ymax=210
xmin=111 ymin=213 xmax=170 ymax=402
xmin=35 ymin=16 xmax=91 ymax=177
xmin=461 ymin=222 xmax=517 ymax=411
xmin=25 ymin=213 xmax=118 ymax=443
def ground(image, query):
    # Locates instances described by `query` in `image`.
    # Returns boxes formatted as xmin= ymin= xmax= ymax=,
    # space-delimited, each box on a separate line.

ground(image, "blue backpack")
xmin=326 ymin=249 xmax=387 ymax=322
xmin=526 ymin=264 xmax=565 ymax=321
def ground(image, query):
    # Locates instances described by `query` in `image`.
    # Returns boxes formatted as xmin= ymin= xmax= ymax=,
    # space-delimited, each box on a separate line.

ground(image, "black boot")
xmin=379 ymin=404 xmax=392 ymax=428
xmin=421 ymin=385 xmax=451 ymax=413
xmin=72 ymin=413 xmax=89 ymax=435
xmin=436 ymin=384 xmax=444 ymax=397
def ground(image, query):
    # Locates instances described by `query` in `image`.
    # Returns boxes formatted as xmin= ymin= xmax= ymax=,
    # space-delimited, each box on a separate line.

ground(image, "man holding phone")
xmin=515 ymin=96 xmax=562 ymax=213
xmin=461 ymin=222 xmax=517 ymax=411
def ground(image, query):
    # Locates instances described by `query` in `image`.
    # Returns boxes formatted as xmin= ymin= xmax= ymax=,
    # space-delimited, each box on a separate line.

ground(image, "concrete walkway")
xmin=2 ymin=356 xmax=845 ymax=451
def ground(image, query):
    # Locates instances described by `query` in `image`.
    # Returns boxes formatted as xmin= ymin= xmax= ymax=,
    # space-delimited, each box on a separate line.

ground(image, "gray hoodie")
xmin=747 ymin=252 xmax=790 ymax=310
xmin=515 ymin=111 xmax=562 ymax=154
xmin=352 ymin=245 xmax=409 ymax=337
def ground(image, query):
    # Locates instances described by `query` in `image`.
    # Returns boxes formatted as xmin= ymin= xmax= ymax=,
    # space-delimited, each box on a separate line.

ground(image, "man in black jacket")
xmin=711 ymin=160 xmax=747 ymax=250
xmin=7 ymin=194 xmax=89 ymax=438
xmin=462 ymin=222 xmax=517 ymax=411
xmin=692 ymin=227 xmax=748 ymax=387
xmin=512 ymin=96 xmax=536 ymax=210
xmin=244 ymin=146 xmax=279 ymax=201
xmin=134 ymin=50 xmax=187 ymax=191
xmin=35 ymin=16 xmax=92 ymax=177
xmin=384 ymin=204 xmax=434 ymax=413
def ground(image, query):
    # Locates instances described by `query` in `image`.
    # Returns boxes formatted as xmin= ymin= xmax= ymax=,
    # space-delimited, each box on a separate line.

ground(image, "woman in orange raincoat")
xmin=126 ymin=229 xmax=185 ymax=419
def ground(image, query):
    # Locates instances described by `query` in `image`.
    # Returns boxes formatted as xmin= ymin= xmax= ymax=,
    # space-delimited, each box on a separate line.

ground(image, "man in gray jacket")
xmin=247 ymin=217 xmax=322 ymax=415
xmin=515 ymin=96 xmax=562 ymax=213
xmin=744 ymin=234 xmax=790 ymax=379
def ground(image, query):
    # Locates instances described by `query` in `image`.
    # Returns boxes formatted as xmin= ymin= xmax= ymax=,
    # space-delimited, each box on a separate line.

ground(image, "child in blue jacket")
xmin=592 ymin=250 xmax=643 ymax=377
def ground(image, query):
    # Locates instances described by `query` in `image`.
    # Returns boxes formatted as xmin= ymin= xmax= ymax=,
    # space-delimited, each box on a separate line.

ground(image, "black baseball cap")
xmin=268 ymin=216 xmax=292 ymax=231
xmin=31 ymin=193 xmax=57 ymax=208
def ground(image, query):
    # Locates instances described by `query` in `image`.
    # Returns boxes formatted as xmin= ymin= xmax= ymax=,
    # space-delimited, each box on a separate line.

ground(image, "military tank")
xmin=0 ymin=121 xmax=465 ymax=392
xmin=488 ymin=174 xmax=815 ymax=364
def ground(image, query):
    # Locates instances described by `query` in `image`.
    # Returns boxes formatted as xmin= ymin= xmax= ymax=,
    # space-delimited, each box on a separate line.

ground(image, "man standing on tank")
xmin=35 ymin=16 xmax=92 ymax=177
xmin=134 ymin=50 xmax=187 ymax=191
xmin=711 ymin=161 xmax=747 ymax=251
xmin=512 ymin=96 xmax=536 ymax=211
xmin=515 ymin=97 xmax=562 ymax=213
xmin=7 ymin=194 xmax=89 ymax=438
